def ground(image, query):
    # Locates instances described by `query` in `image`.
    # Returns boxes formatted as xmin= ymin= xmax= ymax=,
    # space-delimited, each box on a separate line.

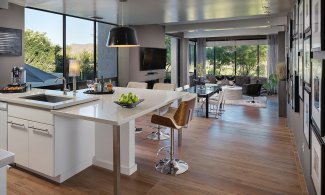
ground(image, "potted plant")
xmin=276 ymin=62 xmax=287 ymax=117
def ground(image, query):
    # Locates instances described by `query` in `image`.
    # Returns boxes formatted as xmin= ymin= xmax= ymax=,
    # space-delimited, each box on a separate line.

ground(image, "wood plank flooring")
xmin=7 ymin=96 xmax=307 ymax=194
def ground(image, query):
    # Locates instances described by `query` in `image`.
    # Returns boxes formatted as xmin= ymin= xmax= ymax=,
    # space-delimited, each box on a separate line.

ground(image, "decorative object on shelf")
xmin=304 ymin=0 xmax=311 ymax=31
xmin=298 ymin=55 xmax=304 ymax=99
xmin=310 ymin=123 xmax=324 ymax=195
xmin=298 ymin=1 xmax=304 ymax=51
xmin=303 ymin=89 xmax=310 ymax=147
xmin=106 ymin=0 xmax=139 ymax=48
xmin=311 ymin=0 xmax=324 ymax=51
xmin=68 ymin=60 xmax=80 ymax=96
xmin=0 ymin=27 xmax=22 ymax=56
xmin=304 ymin=38 xmax=311 ymax=85
xmin=311 ymin=59 xmax=324 ymax=136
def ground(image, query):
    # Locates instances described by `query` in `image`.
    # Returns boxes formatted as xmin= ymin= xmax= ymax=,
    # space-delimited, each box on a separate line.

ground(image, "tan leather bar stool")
xmin=151 ymin=95 xmax=196 ymax=175
xmin=147 ymin=83 xmax=176 ymax=141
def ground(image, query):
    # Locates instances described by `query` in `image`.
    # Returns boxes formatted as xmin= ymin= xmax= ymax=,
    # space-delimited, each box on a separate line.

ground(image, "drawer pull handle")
xmin=9 ymin=122 xmax=25 ymax=128
xmin=31 ymin=127 xmax=49 ymax=133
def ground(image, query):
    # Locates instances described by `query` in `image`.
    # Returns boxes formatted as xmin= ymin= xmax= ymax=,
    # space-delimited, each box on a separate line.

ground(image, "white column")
xmin=93 ymin=120 xmax=137 ymax=175
xmin=171 ymin=38 xmax=178 ymax=85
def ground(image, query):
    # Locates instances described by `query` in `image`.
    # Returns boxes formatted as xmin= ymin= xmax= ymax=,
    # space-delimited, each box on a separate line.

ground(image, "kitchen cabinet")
xmin=7 ymin=106 xmax=55 ymax=176
xmin=28 ymin=122 xmax=54 ymax=176
xmin=7 ymin=104 xmax=94 ymax=182
xmin=0 ymin=102 xmax=7 ymax=150
xmin=8 ymin=117 xmax=29 ymax=167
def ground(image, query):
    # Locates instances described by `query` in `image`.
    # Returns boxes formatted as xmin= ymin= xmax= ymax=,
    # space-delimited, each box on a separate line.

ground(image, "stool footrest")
xmin=155 ymin=158 xmax=189 ymax=175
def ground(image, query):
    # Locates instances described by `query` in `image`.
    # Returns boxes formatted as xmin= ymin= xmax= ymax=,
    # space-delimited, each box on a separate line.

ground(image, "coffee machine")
xmin=10 ymin=66 xmax=26 ymax=86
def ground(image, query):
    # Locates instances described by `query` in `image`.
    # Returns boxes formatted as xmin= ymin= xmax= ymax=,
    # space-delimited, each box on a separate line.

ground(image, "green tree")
xmin=75 ymin=50 xmax=94 ymax=80
xmin=215 ymin=46 xmax=235 ymax=75
xmin=236 ymin=45 xmax=258 ymax=76
xmin=25 ymin=29 xmax=61 ymax=72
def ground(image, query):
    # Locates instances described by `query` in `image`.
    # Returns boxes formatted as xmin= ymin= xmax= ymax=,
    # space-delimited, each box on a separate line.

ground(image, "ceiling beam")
xmin=165 ymin=16 xmax=287 ymax=33
xmin=184 ymin=26 xmax=285 ymax=39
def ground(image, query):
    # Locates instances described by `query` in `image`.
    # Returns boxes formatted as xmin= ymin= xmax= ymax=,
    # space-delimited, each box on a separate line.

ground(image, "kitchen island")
xmin=0 ymin=87 xmax=187 ymax=195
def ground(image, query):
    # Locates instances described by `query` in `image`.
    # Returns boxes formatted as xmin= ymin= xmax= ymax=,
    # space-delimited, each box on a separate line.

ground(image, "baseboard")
xmin=92 ymin=158 xmax=137 ymax=176
xmin=14 ymin=159 xmax=93 ymax=183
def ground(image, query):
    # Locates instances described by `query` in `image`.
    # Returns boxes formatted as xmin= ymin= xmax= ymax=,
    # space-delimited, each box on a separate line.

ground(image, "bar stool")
xmin=151 ymin=95 xmax=196 ymax=175
xmin=147 ymin=83 xmax=176 ymax=141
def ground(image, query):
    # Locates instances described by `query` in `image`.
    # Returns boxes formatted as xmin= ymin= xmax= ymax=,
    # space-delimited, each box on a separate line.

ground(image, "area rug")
xmin=224 ymin=95 xmax=267 ymax=108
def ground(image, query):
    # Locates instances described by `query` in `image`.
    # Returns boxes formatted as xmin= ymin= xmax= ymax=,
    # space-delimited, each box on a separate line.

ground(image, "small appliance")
xmin=10 ymin=66 xmax=26 ymax=86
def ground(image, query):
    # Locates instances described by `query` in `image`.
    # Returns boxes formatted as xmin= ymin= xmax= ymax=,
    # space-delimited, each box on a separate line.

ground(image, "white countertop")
xmin=0 ymin=89 xmax=99 ymax=110
xmin=52 ymin=87 xmax=188 ymax=126
xmin=0 ymin=150 xmax=14 ymax=168
xmin=0 ymin=87 xmax=188 ymax=126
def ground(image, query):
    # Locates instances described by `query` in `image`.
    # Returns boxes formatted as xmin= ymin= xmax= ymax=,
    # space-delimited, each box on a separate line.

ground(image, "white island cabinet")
xmin=7 ymin=104 xmax=95 ymax=182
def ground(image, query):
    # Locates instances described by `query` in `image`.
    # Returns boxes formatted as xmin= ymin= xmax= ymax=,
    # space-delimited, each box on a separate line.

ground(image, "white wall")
xmin=118 ymin=25 xmax=166 ymax=86
xmin=0 ymin=3 xmax=24 ymax=86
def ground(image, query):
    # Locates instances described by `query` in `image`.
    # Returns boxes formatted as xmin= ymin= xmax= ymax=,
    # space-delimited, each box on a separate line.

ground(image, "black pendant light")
xmin=107 ymin=0 xmax=139 ymax=48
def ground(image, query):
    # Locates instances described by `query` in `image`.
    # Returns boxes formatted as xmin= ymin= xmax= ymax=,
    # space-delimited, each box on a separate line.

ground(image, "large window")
xmin=206 ymin=40 xmax=268 ymax=78
xmin=66 ymin=17 xmax=94 ymax=81
xmin=215 ymin=46 xmax=235 ymax=75
xmin=24 ymin=8 xmax=118 ymax=87
xmin=25 ymin=9 xmax=63 ymax=87
xmin=236 ymin=45 xmax=258 ymax=76
xmin=188 ymin=41 xmax=196 ymax=73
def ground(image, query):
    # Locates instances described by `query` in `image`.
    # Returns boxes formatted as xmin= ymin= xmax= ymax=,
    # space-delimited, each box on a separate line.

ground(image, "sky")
xmin=25 ymin=9 xmax=94 ymax=46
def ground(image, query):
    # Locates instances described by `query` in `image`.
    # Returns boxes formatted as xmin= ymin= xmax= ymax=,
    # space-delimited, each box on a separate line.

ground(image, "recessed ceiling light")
xmin=89 ymin=16 xmax=104 ymax=20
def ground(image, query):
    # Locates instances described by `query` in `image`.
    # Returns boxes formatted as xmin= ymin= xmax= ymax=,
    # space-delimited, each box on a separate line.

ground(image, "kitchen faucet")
xmin=55 ymin=77 xmax=69 ymax=95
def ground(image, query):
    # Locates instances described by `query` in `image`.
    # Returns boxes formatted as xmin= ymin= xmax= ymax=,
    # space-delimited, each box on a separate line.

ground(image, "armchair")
xmin=242 ymin=84 xmax=262 ymax=103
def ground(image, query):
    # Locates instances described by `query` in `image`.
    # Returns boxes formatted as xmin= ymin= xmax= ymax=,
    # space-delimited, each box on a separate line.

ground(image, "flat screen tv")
xmin=140 ymin=47 xmax=167 ymax=71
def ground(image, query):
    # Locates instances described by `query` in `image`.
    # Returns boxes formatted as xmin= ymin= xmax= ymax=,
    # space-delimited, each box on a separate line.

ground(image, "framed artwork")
xmin=292 ymin=5 xmax=296 ymax=35
xmin=299 ymin=55 xmax=304 ymax=99
xmin=311 ymin=0 xmax=324 ymax=51
xmin=304 ymin=38 xmax=311 ymax=85
xmin=311 ymin=124 xmax=324 ymax=195
xmin=303 ymin=90 xmax=310 ymax=146
xmin=292 ymin=39 xmax=297 ymax=72
xmin=0 ymin=27 xmax=22 ymax=56
xmin=311 ymin=59 xmax=324 ymax=136
xmin=298 ymin=1 xmax=304 ymax=51
xmin=304 ymin=0 xmax=311 ymax=31
xmin=295 ymin=3 xmax=299 ymax=35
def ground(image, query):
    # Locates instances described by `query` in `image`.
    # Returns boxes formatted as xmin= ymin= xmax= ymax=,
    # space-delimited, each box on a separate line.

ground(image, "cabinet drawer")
xmin=28 ymin=122 xmax=54 ymax=176
xmin=8 ymin=117 xmax=29 ymax=167
xmin=8 ymin=104 xmax=53 ymax=125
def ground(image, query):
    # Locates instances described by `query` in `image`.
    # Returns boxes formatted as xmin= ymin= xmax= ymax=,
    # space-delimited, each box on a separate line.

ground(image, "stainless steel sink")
xmin=21 ymin=94 xmax=72 ymax=103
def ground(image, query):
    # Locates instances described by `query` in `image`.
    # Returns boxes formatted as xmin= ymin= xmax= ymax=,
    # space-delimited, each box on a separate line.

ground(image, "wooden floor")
xmin=7 ymin=96 xmax=308 ymax=195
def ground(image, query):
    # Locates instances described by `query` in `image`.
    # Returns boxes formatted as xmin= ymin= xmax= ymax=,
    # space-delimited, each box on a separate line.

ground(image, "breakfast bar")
xmin=0 ymin=87 xmax=187 ymax=195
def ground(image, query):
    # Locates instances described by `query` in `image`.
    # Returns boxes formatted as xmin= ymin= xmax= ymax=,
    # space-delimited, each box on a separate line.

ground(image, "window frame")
xmin=24 ymin=7 xmax=119 ymax=86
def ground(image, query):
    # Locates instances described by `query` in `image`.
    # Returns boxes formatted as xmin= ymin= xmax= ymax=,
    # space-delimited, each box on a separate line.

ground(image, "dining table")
xmin=184 ymin=85 xmax=221 ymax=118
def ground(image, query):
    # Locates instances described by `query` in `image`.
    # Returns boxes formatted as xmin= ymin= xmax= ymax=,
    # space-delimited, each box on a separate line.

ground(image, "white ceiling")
xmin=9 ymin=0 xmax=293 ymax=37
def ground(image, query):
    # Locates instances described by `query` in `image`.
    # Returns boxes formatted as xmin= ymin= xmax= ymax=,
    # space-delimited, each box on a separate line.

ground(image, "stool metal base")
xmin=147 ymin=131 xmax=170 ymax=141
xmin=155 ymin=158 xmax=189 ymax=175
